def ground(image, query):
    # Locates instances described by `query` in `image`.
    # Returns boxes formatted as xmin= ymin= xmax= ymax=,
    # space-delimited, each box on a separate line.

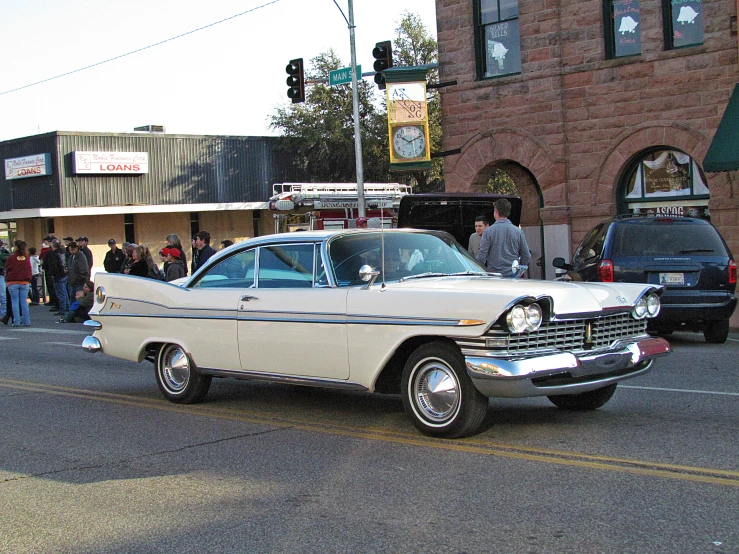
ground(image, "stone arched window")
xmin=618 ymin=147 xmax=710 ymax=218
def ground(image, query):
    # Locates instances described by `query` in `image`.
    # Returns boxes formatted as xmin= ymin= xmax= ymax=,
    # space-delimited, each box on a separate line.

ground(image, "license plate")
xmin=659 ymin=272 xmax=685 ymax=285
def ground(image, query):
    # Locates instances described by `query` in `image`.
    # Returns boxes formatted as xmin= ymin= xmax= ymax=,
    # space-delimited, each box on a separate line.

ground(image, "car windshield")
xmin=611 ymin=222 xmax=728 ymax=257
xmin=328 ymin=231 xmax=486 ymax=286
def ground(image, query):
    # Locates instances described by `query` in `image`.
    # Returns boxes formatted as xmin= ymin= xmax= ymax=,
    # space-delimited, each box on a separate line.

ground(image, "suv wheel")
xmin=703 ymin=319 xmax=730 ymax=344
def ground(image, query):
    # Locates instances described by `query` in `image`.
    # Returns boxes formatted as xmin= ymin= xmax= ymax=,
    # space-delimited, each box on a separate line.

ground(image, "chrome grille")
xmin=456 ymin=312 xmax=648 ymax=356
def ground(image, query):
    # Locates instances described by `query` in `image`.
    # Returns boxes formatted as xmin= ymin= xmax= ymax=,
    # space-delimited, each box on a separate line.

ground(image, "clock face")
xmin=392 ymin=125 xmax=426 ymax=160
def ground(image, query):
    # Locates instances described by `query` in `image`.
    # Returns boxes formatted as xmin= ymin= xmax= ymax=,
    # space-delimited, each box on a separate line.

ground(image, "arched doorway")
xmin=475 ymin=161 xmax=545 ymax=278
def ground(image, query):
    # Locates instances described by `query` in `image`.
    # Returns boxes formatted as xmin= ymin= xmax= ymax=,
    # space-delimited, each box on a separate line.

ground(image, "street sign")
xmin=329 ymin=65 xmax=361 ymax=87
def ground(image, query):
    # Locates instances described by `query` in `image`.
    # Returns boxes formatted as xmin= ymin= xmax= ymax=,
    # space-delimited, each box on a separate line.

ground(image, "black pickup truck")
xmin=397 ymin=193 xmax=522 ymax=251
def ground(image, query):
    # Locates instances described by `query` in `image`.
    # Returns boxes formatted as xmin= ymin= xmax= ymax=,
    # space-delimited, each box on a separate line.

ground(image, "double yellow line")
xmin=2 ymin=377 xmax=738 ymax=488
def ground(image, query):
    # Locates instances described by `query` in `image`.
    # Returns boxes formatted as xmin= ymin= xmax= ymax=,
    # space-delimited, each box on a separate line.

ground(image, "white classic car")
xmin=83 ymin=229 xmax=671 ymax=438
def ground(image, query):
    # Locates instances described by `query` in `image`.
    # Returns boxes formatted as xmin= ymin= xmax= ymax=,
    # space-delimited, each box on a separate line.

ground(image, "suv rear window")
xmin=611 ymin=222 xmax=727 ymax=257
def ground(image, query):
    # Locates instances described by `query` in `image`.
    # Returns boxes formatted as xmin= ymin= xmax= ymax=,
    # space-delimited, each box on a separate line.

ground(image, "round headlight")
xmin=95 ymin=286 xmax=106 ymax=304
xmin=646 ymin=293 xmax=660 ymax=317
xmin=506 ymin=304 xmax=528 ymax=333
xmin=525 ymin=303 xmax=543 ymax=331
xmin=632 ymin=296 xmax=648 ymax=319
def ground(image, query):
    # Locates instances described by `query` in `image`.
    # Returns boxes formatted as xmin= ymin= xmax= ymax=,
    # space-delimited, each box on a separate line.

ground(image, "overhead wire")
xmin=0 ymin=0 xmax=281 ymax=97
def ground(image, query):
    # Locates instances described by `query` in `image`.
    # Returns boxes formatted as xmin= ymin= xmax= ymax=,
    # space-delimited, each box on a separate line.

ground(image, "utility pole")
xmin=347 ymin=0 xmax=366 ymax=217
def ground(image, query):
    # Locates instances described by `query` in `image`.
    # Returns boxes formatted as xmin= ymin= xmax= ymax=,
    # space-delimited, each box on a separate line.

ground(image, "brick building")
xmin=435 ymin=0 xmax=739 ymax=293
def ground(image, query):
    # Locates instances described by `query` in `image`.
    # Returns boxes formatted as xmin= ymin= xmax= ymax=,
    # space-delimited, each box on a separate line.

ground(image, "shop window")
xmin=625 ymin=149 xmax=709 ymax=200
xmin=622 ymin=149 xmax=710 ymax=218
xmin=604 ymin=0 xmax=642 ymax=58
xmin=475 ymin=0 xmax=521 ymax=78
xmin=663 ymin=0 xmax=703 ymax=49
xmin=124 ymin=214 xmax=135 ymax=244
xmin=190 ymin=212 xmax=200 ymax=241
xmin=0 ymin=221 xmax=17 ymax=246
xmin=252 ymin=210 xmax=261 ymax=238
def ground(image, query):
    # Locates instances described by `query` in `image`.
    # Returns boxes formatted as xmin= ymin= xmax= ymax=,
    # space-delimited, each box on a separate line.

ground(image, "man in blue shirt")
xmin=477 ymin=199 xmax=531 ymax=277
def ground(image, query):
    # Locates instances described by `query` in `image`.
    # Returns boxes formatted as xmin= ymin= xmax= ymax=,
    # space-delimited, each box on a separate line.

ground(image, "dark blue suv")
xmin=554 ymin=216 xmax=737 ymax=343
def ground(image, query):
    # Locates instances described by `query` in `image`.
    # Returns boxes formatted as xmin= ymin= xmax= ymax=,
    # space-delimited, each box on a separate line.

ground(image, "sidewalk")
xmin=0 ymin=300 xmax=90 ymax=331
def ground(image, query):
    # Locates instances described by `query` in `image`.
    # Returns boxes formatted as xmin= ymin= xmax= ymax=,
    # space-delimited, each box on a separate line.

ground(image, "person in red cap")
xmin=163 ymin=248 xmax=186 ymax=282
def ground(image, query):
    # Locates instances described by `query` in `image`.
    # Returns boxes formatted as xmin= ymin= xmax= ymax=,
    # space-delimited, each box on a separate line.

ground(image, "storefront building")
xmin=1 ymin=131 xmax=304 ymax=273
xmin=435 ymin=0 xmax=739 ymax=286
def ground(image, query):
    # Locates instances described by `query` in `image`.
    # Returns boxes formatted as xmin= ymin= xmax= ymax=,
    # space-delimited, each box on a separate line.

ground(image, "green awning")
xmin=703 ymin=83 xmax=739 ymax=172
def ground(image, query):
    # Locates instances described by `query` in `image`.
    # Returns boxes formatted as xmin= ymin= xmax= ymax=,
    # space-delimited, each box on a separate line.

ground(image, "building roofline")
xmin=0 ymin=201 xmax=269 ymax=220
xmin=1 ymin=130 xmax=280 ymax=145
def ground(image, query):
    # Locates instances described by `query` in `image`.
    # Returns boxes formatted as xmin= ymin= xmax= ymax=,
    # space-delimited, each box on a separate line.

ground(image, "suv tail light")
xmin=729 ymin=260 xmax=737 ymax=285
xmin=598 ymin=260 xmax=614 ymax=282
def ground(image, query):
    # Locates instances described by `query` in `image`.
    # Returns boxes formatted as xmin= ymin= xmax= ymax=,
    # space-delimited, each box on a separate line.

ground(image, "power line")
xmin=0 ymin=0 xmax=281 ymax=97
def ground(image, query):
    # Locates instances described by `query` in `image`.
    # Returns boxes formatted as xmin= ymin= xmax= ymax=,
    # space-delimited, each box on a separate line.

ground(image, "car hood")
xmin=385 ymin=275 xmax=652 ymax=316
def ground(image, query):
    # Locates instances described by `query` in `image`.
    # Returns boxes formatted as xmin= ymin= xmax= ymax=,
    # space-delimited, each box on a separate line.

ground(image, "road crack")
xmin=1 ymin=426 xmax=291 ymax=484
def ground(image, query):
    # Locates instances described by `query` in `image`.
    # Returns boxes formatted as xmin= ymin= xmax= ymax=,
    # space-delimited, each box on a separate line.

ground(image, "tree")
xmin=270 ymin=12 xmax=442 ymax=189
xmin=270 ymin=50 xmax=388 ymax=183
xmin=486 ymin=169 xmax=518 ymax=195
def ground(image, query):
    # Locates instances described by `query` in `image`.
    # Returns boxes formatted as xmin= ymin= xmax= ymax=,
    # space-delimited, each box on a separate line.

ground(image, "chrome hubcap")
xmin=412 ymin=360 xmax=460 ymax=423
xmin=161 ymin=345 xmax=190 ymax=393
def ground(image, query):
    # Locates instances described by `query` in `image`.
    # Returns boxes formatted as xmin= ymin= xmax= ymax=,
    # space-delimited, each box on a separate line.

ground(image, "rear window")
xmin=611 ymin=223 xmax=727 ymax=257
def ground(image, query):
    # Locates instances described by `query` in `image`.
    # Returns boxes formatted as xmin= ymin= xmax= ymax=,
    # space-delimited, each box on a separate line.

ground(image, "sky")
xmin=0 ymin=0 xmax=438 ymax=142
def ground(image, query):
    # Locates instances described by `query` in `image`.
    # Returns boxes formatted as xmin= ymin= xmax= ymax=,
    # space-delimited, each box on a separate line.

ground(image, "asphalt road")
xmin=1 ymin=305 xmax=737 ymax=554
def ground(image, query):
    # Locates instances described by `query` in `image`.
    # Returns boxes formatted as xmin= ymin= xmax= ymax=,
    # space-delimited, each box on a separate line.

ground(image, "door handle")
xmin=240 ymin=295 xmax=258 ymax=302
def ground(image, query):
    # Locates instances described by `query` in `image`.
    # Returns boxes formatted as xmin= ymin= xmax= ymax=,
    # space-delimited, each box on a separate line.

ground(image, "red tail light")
xmin=598 ymin=260 xmax=614 ymax=282
xmin=729 ymin=260 xmax=737 ymax=285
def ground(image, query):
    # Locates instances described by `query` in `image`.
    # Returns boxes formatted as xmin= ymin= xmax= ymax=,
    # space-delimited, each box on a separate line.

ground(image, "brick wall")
xmin=436 ymin=0 xmax=739 ymax=250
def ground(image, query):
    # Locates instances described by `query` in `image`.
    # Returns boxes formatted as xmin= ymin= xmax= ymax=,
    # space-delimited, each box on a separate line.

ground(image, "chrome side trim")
xmin=465 ymin=336 xmax=670 ymax=398
xmin=346 ymin=314 xmax=461 ymax=326
xmin=89 ymin=311 xmax=464 ymax=327
xmin=196 ymin=367 xmax=368 ymax=391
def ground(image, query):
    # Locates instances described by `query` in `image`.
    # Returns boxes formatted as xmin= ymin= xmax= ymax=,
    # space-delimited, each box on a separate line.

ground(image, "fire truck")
xmin=269 ymin=182 xmax=412 ymax=233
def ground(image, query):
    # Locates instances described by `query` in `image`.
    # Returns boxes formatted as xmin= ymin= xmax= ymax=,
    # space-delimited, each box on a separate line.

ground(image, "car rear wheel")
xmin=401 ymin=341 xmax=488 ymax=438
xmin=155 ymin=343 xmax=212 ymax=404
xmin=703 ymin=319 xmax=729 ymax=344
xmin=547 ymin=384 xmax=617 ymax=411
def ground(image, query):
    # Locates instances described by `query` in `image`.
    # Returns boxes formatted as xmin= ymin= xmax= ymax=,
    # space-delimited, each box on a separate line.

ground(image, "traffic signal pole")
xmin=347 ymin=0 xmax=366 ymax=217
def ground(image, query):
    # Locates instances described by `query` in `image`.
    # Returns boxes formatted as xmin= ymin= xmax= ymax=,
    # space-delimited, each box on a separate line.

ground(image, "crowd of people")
xmin=0 ymin=230 xmax=235 ymax=328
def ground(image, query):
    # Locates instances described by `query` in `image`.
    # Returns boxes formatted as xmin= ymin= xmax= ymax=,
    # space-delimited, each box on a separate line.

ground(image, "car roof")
xmin=223 ymin=228 xmax=448 ymax=252
xmin=610 ymin=215 xmax=711 ymax=225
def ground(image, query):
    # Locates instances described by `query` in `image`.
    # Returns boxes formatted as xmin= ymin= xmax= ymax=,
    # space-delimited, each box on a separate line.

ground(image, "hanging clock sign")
xmin=385 ymin=76 xmax=432 ymax=170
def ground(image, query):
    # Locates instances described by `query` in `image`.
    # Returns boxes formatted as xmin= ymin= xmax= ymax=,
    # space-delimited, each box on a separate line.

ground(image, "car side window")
xmin=257 ymin=244 xmax=315 ymax=288
xmin=190 ymin=249 xmax=256 ymax=289
xmin=574 ymin=224 xmax=605 ymax=263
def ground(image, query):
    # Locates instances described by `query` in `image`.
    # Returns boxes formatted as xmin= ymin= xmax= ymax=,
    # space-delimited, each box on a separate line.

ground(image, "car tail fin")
xmin=598 ymin=259 xmax=614 ymax=282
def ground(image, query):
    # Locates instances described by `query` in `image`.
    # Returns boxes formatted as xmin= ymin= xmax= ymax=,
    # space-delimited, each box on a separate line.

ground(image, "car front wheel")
xmin=401 ymin=341 xmax=488 ymax=438
xmin=703 ymin=319 xmax=729 ymax=344
xmin=547 ymin=383 xmax=617 ymax=411
xmin=155 ymin=343 xmax=212 ymax=404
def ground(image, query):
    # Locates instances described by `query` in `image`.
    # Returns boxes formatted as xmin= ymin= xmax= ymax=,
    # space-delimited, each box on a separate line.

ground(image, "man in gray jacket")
xmin=66 ymin=241 xmax=90 ymax=303
xmin=477 ymin=199 xmax=531 ymax=277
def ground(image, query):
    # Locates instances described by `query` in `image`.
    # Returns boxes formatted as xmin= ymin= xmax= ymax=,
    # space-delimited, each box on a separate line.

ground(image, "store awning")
xmin=703 ymin=83 xmax=739 ymax=172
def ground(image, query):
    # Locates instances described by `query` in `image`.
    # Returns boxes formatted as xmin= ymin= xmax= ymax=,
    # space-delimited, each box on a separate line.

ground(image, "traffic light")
xmin=372 ymin=41 xmax=393 ymax=90
xmin=286 ymin=58 xmax=305 ymax=103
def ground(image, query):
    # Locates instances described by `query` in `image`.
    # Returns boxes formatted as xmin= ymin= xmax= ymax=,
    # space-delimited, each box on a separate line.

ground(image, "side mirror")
xmin=552 ymin=257 xmax=573 ymax=271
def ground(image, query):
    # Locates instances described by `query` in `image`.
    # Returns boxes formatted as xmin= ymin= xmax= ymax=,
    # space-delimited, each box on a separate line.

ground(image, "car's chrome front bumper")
xmin=465 ymin=336 xmax=671 ymax=398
